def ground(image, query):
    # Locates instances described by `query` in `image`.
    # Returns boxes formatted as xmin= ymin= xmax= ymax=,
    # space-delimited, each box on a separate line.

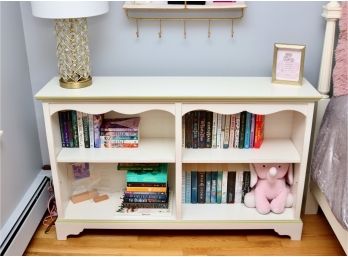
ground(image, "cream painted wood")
xmin=36 ymin=76 xmax=320 ymax=240
xmin=123 ymin=1 xmax=247 ymax=10
xmin=318 ymin=1 xmax=341 ymax=97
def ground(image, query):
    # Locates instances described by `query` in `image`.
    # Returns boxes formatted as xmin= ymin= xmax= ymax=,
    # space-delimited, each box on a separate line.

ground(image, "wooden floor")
xmin=25 ymin=213 xmax=345 ymax=256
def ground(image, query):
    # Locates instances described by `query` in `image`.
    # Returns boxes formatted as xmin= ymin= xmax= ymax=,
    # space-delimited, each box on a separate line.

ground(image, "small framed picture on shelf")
xmin=272 ymin=43 xmax=306 ymax=85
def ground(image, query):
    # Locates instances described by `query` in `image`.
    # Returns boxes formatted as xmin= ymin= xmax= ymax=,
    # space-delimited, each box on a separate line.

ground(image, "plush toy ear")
xmin=249 ymin=163 xmax=258 ymax=187
xmin=287 ymin=163 xmax=294 ymax=185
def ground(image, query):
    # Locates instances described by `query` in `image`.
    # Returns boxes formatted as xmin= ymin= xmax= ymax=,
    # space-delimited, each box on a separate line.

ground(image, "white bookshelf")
xmin=36 ymin=76 xmax=321 ymax=240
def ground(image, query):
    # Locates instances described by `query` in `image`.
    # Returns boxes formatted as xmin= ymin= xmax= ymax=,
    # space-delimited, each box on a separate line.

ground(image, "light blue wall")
xmin=20 ymin=1 xmax=325 ymax=164
xmin=0 ymin=2 xmax=42 ymax=229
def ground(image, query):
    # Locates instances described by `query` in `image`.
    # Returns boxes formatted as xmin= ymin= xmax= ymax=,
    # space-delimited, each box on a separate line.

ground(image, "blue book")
xmin=191 ymin=171 xmax=198 ymax=203
xmin=205 ymin=172 xmax=212 ymax=203
xmin=244 ymin=112 xmax=252 ymax=149
xmin=185 ymin=171 xmax=191 ymax=203
xmin=126 ymin=164 xmax=168 ymax=183
xmin=210 ymin=171 xmax=218 ymax=203
xmin=216 ymin=171 xmax=223 ymax=203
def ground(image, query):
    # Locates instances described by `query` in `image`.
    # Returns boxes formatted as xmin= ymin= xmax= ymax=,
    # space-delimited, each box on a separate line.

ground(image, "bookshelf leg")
xmin=55 ymin=221 xmax=84 ymax=240
xmin=274 ymin=222 xmax=303 ymax=240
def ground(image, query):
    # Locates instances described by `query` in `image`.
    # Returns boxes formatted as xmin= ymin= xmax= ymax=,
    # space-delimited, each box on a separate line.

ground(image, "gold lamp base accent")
xmin=59 ymin=76 xmax=92 ymax=89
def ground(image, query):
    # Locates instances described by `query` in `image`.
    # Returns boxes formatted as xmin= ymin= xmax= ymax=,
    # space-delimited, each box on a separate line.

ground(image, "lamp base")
xmin=59 ymin=76 xmax=92 ymax=89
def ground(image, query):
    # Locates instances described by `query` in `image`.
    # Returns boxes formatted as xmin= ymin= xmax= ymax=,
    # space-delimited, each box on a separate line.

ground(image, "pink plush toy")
xmin=244 ymin=163 xmax=294 ymax=214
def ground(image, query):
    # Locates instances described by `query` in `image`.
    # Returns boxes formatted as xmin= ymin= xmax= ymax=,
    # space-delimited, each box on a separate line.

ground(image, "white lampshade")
xmin=31 ymin=1 xmax=109 ymax=19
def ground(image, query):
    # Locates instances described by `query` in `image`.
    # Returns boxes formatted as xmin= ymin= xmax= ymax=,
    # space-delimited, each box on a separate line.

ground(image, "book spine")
xmin=239 ymin=111 xmax=246 ymax=149
xmin=250 ymin=113 xmax=255 ymax=148
xmin=185 ymin=112 xmax=193 ymax=148
xmin=93 ymin=114 xmax=103 ymax=148
xmin=192 ymin=111 xmax=199 ymax=149
xmin=220 ymin=115 xmax=225 ymax=149
xmin=197 ymin=171 xmax=206 ymax=203
xmin=205 ymin=111 xmax=213 ymax=148
xmin=58 ymin=111 xmax=66 ymax=147
xmin=88 ymin=114 xmax=94 ymax=148
xmin=229 ymin=114 xmax=235 ymax=148
xmin=234 ymin=113 xmax=240 ymax=148
xmin=124 ymin=192 xmax=167 ymax=199
xmin=123 ymin=198 xmax=167 ymax=203
xmin=212 ymin=112 xmax=218 ymax=148
xmin=216 ymin=171 xmax=223 ymax=203
xmin=244 ymin=112 xmax=251 ymax=149
xmin=234 ymin=171 xmax=244 ymax=203
xmin=223 ymin=115 xmax=231 ymax=149
xmin=71 ymin=111 xmax=79 ymax=147
xmin=82 ymin=113 xmax=90 ymax=148
xmin=216 ymin=114 xmax=222 ymax=148
xmin=100 ymin=128 xmax=139 ymax=132
xmin=77 ymin=112 xmax=84 ymax=148
xmin=227 ymin=171 xmax=236 ymax=203
xmin=242 ymin=171 xmax=251 ymax=203
xmin=185 ymin=171 xmax=191 ymax=203
xmin=182 ymin=171 xmax=186 ymax=203
xmin=122 ymin=202 xmax=168 ymax=209
xmin=191 ymin=171 xmax=198 ymax=203
xmin=126 ymin=186 xmax=167 ymax=193
xmin=221 ymin=170 xmax=228 ymax=203
xmin=198 ymin=111 xmax=206 ymax=148
xmin=210 ymin=171 xmax=218 ymax=203
xmin=254 ymin=115 xmax=265 ymax=148
xmin=62 ymin=111 xmax=69 ymax=148
xmin=67 ymin=111 xmax=74 ymax=147
xmin=205 ymin=171 xmax=211 ymax=203
xmin=126 ymin=182 xmax=167 ymax=187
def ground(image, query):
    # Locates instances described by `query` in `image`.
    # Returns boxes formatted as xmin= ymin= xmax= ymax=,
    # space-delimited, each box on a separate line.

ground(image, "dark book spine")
xmin=67 ymin=111 xmax=74 ymax=147
xmin=126 ymin=182 xmax=167 ymax=187
xmin=205 ymin=111 xmax=213 ymax=148
xmin=192 ymin=111 xmax=199 ymax=149
xmin=242 ymin=171 xmax=251 ymax=203
xmin=205 ymin=171 xmax=211 ymax=203
xmin=71 ymin=111 xmax=79 ymax=147
xmin=210 ymin=171 xmax=218 ymax=203
xmin=191 ymin=171 xmax=198 ymax=203
xmin=62 ymin=111 xmax=69 ymax=148
xmin=185 ymin=112 xmax=193 ymax=148
xmin=58 ymin=111 xmax=66 ymax=147
xmin=197 ymin=171 xmax=206 ymax=203
xmin=198 ymin=111 xmax=206 ymax=148
xmin=227 ymin=171 xmax=236 ymax=203
xmin=239 ymin=111 xmax=246 ymax=149
xmin=82 ymin=113 xmax=90 ymax=148
xmin=122 ymin=202 xmax=169 ymax=209
xmin=123 ymin=197 xmax=167 ymax=203
xmin=124 ymin=192 xmax=167 ymax=200
xmin=216 ymin=171 xmax=223 ymax=204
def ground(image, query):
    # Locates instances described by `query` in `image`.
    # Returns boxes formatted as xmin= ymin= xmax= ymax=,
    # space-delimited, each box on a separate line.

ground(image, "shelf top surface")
xmin=35 ymin=76 xmax=322 ymax=102
xmin=123 ymin=1 xmax=247 ymax=10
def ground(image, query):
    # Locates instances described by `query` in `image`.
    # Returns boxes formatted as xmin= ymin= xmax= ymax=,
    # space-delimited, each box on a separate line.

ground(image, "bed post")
xmin=304 ymin=1 xmax=341 ymax=214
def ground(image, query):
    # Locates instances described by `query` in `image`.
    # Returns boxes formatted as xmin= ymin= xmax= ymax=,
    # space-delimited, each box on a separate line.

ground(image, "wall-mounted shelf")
xmin=123 ymin=1 xmax=247 ymax=38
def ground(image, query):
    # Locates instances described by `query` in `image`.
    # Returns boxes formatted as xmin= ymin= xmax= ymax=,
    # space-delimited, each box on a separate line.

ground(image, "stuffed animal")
xmin=244 ymin=163 xmax=294 ymax=214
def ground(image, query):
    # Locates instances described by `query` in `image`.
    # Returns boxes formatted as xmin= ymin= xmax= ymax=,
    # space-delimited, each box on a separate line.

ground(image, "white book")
xmin=234 ymin=171 xmax=244 ymax=203
xmin=229 ymin=114 xmax=236 ymax=148
xmin=88 ymin=114 xmax=94 ymax=148
xmin=221 ymin=170 xmax=228 ymax=203
xmin=216 ymin=114 xmax=222 ymax=148
xmin=212 ymin=112 xmax=218 ymax=148
xmin=76 ymin=111 xmax=84 ymax=148
xmin=223 ymin=115 xmax=231 ymax=149
xmin=234 ymin=113 xmax=241 ymax=148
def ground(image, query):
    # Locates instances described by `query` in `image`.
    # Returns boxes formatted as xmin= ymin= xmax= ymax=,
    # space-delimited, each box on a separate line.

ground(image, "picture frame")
xmin=272 ymin=43 xmax=306 ymax=85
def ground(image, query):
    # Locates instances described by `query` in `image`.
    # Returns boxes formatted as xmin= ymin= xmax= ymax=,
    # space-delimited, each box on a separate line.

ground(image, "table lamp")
xmin=31 ymin=2 xmax=109 ymax=89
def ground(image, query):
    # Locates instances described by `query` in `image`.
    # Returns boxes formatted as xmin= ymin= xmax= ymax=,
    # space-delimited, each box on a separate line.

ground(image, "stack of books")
xmin=183 ymin=170 xmax=251 ymax=204
xmin=100 ymin=117 xmax=140 ymax=148
xmin=120 ymin=163 xmax=169 ymax=209
xmin=183 ymin=111 xmax=264 ymax=149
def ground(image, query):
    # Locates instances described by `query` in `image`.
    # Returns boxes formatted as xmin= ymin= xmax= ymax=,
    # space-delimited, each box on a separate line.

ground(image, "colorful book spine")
xmin=244 ymin=112 xmax=251 ymax=149
xmin=58 ymin=111 xmax=66 ymax=147
xmin=126 ymin=182 xmax=167 ymax=187
xmin=93 ymin=114 xmax=103 ymax=148
xmin=212 ymin=112 xmax=218 ymax=148
xmin=227 ymin=171 xmax=236 ymax=203
xmin=210 ymin=171 xmax=218 ymax=203
xmin=250 ymin=113 xmax=255 ymax=148
xmin=216 ymin=171 xmax=223 ymax=203
xmin=77 ymin=112 xmax=84 ymax=148
xmin=192 ymin=111 xmax=199 ymax=149
xmin=71 ymin=111 xmax=79 ymax=147
xmin=254 ymin=114 xmax=265 ymax=148
xmin=223 ymin=115 xmax=231 ymax=149
xmin=122 ymin=202 xmax=168 ymax=209
xmin=123 ymin=198 xmax=167 ymax=203
xmin=197 ymin=171 xmax=206 ymax=203
xmin=205 ymin=172 xmax=211 ymax=203
xmin=239 ymin=111 xmax=246 ymax=149
xmin=126 ymin=186 xmax=167 ymax=193
xmin=191 ymin=171 xmax=198 ymax=203
xmin=229 ymin=114 xmax=236 ymax=148
xmin=185 ymin=171 xmax=192 ymax=203
xmin=185 ymin=112 xmax=193 ymax=148
xmin=205 ymin=111 xmax=213 ymax=148
xmin=82 ymin=113 xmax=90 ymax=148
xmin=221 ymin=170 xmax=228 ymax=203
xmin=234 ymin=113 xmax=240 ymax=148
xmin=216 ymin=114 xmax=222 ymax=148
xmin=88 ymin=114 xmax=94 ymax=148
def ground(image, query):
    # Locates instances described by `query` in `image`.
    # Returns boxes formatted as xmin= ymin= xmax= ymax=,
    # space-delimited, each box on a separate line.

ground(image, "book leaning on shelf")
xmin=120 ymin=163 xmax=169 ymax=209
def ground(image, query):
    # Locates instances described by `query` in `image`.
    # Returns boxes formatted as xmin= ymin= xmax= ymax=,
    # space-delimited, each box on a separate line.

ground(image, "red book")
xmin=253 ymin=115 xmax=264 ymax=148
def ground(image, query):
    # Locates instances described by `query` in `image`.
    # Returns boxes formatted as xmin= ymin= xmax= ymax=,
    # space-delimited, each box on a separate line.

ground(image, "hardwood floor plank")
xmin=24 ymin=214 xmax=345 ymax=256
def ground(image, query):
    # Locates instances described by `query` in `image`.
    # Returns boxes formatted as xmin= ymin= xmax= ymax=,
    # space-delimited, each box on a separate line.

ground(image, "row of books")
xmin=57 ymin=111 xmax=140 ymax=148
xmin=183 ymin=111 xmax=264 ymax=149
xmin=119 ymin=163 xmax=169 ymax=209
xmin=182 ymin=170 xmax=251 ymax=204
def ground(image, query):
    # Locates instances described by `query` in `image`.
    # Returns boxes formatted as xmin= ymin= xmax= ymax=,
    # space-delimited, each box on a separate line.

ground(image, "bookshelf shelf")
xmin=182 ymin=139 xmax=301 ymax=163
xmin=36 ymin=76 xmax=320 ymax=240
xmin=57 ymin=138 xmax=176 ymax=163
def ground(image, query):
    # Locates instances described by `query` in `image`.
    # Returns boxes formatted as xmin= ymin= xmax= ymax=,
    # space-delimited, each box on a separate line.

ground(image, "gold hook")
xmin=136 ymin=19 xmax=139 ymax=38
xmin=231 ymin=19 xmax=234 ymax=38
xmin=184 ymin=20 xmax=187 ymax=39
xmin=158 ymin=19 xmax=162 ymax=38
xmin=208 ymin=20 xmax=211 ymax=38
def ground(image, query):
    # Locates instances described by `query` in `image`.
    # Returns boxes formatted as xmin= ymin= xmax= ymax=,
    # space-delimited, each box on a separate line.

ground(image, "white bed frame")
xmin=305 ymin=1 xmax=347 ymax=255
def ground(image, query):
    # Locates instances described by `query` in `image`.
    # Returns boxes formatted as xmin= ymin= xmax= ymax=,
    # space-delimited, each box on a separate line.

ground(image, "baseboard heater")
xmin=0 ymin=175 xmax=50 ymax=256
